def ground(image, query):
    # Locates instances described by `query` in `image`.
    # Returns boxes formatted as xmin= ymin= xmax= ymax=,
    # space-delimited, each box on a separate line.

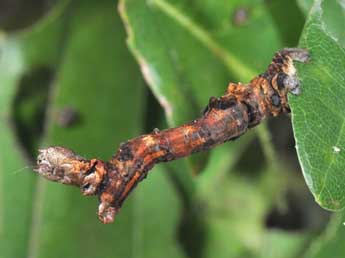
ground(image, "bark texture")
xmin=35 ymin=48 xmax=310 ymax=223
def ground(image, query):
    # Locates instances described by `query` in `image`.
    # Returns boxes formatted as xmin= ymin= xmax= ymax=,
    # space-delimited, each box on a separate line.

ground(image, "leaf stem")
xmin=256 ymin=122 xmax=280 ymax=168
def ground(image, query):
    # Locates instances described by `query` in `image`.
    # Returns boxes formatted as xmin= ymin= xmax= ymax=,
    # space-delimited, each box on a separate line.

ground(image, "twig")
xmin=34 ymin=48 xmax=310 ymax=224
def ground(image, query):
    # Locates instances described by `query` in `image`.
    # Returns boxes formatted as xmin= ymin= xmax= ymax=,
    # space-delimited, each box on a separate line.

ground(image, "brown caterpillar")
xmin=34 ymin=48 xmax=310 ymax=224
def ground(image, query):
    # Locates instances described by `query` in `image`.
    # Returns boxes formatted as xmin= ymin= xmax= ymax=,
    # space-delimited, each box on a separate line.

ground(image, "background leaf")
xmin=304 ymin=211 xmax=345 ymax=258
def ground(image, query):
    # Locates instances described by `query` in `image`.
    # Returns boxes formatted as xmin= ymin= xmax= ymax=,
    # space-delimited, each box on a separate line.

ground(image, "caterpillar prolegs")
xmin=35 ymin=48 xmax=310 ymax=224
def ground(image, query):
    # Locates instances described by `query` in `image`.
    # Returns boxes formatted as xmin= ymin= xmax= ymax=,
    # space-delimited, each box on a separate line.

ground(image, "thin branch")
xmin=34 ymin=48 xmax=310 ymax=223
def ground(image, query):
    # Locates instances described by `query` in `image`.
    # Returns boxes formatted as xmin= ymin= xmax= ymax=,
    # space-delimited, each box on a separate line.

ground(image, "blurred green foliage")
xmin=0 ymin=0 xmax=344 ymax=258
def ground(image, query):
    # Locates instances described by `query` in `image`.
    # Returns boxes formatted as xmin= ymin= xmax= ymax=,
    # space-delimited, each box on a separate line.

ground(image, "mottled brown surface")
xmin=34 ymin=48 xmax=310 ymax=223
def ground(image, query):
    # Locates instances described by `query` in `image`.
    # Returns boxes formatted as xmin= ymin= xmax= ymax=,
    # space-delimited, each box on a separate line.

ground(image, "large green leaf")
xmin=290 ymin=0 xmax=345 ymax=210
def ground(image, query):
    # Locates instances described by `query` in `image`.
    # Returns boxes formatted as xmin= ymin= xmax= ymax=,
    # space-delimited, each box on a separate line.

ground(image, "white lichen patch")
xmin=332 ymin=146 xmax=341 ymax=154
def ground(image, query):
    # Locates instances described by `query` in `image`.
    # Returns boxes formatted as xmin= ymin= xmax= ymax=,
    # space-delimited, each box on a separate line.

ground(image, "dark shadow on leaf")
xmin=0 ymin=0 xmax=56 ymax=31
xmin=265 ymin=189 xmax=331 ymax=231
xmin=265 ymin=0 xmax=305 ymax=46
xmin=11 ymin=66 xmax=54 ymax=158
xmin=232 ymin=137 xmax=266 ymax=178
xmin=178 ymin=201 xmax=207 ymax=258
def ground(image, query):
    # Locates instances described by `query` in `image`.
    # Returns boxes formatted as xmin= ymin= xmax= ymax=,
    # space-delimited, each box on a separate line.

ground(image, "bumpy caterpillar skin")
xmin=35 ymin=48 xmax=310 ymax=224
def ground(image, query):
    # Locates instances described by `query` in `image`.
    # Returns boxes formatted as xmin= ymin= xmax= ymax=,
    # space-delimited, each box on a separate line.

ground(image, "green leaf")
xmin=290 ymin=0 xmax=345 ymax=210
xmin=198 ymin=172 xmax=268 ymax=257
xmin=322 ymin=0 xmax=345 ymax=47
xmin=266 ymin=0 xmax=305 ymax=46
xmin=258 ymin=230 xmax=312 ymax=258
xmin=305 ymin=211 xmax=345 ymax=258
xmin=196 ymin=168 xmax=312 ymax=258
